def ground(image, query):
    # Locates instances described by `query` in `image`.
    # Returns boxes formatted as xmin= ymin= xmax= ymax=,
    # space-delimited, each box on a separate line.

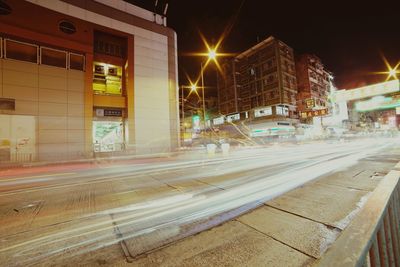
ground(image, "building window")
xmin=0 ymin=1 xmax=12 ymax=15
xmin=69 ymin=53 xmax=85 ymax=71
xmin=59 ymin=20 xmax=76 ymax=34
xmin=4 ymin=39 xmax=38 ymax=63
xmin=276 ymin=106 xmax=289 ymax=116
xmin=0 ymin=98 xmax=15 ymax=110
xmin=267 ymin=73 xmax=276 ymax=84
xmin=40 ymin=47 xmax=67 ymax=68
xmin=93 ymin=62 xmax=123 ymax=95
xmin=94 ymin=31 xmax=126 ymax=58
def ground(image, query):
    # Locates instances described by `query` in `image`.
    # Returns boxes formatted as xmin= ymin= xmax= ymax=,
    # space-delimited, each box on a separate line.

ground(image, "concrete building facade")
xmin=0 ymin=0 xmax=179 ymax=162
xmin=218 ymin=36 xmax=298 ymax=123
xmin=295 ymin=54 xmax=331 ymax=115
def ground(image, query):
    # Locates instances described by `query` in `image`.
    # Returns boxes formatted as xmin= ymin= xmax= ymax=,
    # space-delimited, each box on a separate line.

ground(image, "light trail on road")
xmin=0 ymin=138 xmax=398 ymax=266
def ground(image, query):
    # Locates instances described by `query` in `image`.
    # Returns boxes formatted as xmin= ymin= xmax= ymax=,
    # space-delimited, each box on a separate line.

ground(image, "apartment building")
xmin=295 ymin=54 xmax=331 ymax=114
xmin=218 ymin=36 xmax=298 ymax=123
xmin=0 ymin=0 xmax=179 ymax=162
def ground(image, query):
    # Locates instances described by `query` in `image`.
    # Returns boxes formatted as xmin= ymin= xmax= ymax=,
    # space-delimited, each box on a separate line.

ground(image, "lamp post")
xmin=181 ymin=84 xmax=198 ymax=146
xmin=181 ymin=85 xmax=185 ymax=145
xmin=200 ymin=48 xmax=217 ymax=133
xmin=200 ymin=62 xmax=207 ymax=130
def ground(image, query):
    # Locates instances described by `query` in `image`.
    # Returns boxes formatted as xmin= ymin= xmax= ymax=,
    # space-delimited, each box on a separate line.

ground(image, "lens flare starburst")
xmin=372 ymin=54 xmax=400 ymax=81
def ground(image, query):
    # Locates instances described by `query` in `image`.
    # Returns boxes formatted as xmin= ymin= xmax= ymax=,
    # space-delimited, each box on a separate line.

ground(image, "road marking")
xmin=0 ymin=172 xmax=76 ymax=183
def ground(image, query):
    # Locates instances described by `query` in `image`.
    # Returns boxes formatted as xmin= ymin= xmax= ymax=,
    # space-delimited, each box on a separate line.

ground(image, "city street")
xmin=0 ymin=138 xmax=399 ymax=266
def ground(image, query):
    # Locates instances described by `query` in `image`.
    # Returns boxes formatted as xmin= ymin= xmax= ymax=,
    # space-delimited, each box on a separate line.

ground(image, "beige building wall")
xmin=0 ymin=59 xmax=85 ymax=161
xmin=133 ymin=34 xmax=171 ymax=153
xmin=5 ymin=0 xmax=179 ymax=157
xmin=28 ymin=0 xmax=180 ymax=155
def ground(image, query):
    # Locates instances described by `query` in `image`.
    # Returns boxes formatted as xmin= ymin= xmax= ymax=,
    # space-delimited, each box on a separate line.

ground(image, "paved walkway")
xmin=1 ymin=141 xmax=399 ymax=266
xmin=127 ymin=150 xmax=399 ymax=267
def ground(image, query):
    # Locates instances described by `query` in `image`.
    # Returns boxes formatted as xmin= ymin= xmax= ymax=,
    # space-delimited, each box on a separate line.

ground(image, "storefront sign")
xmin=276 ymin=106 xmax=289 ymax=116
xmin=192 ymin=115 xmax=201 ymax=131
xmin=96 ymin=108 xmax=122 ymax=117
xmin=254 ymin=107 xmax=272 ymax=117
xmin=95 ymin=109 xmax=104 ymax=117
xmin=104 ymin=109 xmax=122 ymax=117
xmin=213 ymin=116 xmax=225 ymax=125
xmin=300 ymin=108 xmax=328 ymax=119
xmin=226 ymin=113 xmax=240 ymax=122
xmin=305 ymin=98 xmax=315 ymax=109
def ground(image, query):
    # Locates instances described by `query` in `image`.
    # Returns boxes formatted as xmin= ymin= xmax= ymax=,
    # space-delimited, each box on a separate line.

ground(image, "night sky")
xmin=127 ymin=0 xmax=400 ymax=90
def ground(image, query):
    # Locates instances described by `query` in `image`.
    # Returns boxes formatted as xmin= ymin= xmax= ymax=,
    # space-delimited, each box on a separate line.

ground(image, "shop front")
xmin=93 ymin=108 xmax=126 ymax=153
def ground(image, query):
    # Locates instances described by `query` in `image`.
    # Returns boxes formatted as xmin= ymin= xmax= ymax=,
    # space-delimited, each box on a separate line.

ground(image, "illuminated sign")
xmin=254 ymin=107 xmax=272 ymax=117
xmin=300 ymin=108 xmax=328 ymax=119
xmin=226 ymin=113 xmax=240 ymax=122
xmin=276 ymin=106 xmax=289 ymax=116
xmin=355 ymin=96 xmax=400 ymax=112
xmin=251 ymin=127 xmax=294 ymax=137
xmin=104 ymin=109 xmax=122 ymax=117
xmin=95 ymin=108 xmax=123 ymax=117
xmin=335 ymin=80 xmax=400 ymax=102
xmin=213 ymin=116 xmax=225 ymax=125
xmin=305 ymin=98 xmax=315 ymax=109
xmin=192 ymin=115 xmax=201 ymax=131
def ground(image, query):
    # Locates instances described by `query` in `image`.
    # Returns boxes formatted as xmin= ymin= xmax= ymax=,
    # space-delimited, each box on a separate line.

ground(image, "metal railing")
xmin=315 ymin=169 xmax=400 ymax=267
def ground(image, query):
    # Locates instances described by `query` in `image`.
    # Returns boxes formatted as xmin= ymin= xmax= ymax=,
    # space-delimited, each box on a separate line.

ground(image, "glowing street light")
xmin=181 ymin=82 xmax=198 ymax=145
xmin=388 ymin=67 xmax=398 ymax=80
xmin=208 ymin=49 xmax=217 ymax=61
xmin=373 ymin=54 xmax=399 ymax=81
xmin=200 ymin=47 xmax=219 ymax=132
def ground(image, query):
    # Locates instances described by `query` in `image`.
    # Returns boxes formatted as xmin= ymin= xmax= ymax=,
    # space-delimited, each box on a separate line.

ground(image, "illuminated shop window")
xmin=93 ymin=62 xmax=123 ymax=95
xmin=93 ymin=120 xmax=124 ymax=152
xmin=40 ymin=47 xmax=67 ymax=68
xmin=5 ymin=39 xmax=38 ymax=63
xmin=69 ymin=53 xmax=85 ymax=71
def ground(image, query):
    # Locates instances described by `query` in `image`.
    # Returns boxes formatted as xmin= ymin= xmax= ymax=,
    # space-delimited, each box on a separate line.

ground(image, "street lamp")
xmin=373 ymin=54 xmax=400 ymax=81
xmin=200 ymin=47 xmax=219 ymax=131
xmin=181 ymin=83 xmax=198 ymax=145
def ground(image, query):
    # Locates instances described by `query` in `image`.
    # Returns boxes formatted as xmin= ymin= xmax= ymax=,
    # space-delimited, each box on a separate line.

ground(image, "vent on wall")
xmin=59 ymin=20 xmax=76 ymax=34
xmin=0 ymin=98 xmax=15 ymax=110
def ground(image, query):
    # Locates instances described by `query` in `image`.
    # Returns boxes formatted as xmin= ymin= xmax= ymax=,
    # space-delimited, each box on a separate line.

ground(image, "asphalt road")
xmin=0 ymin=138 xmax=399 ymax=266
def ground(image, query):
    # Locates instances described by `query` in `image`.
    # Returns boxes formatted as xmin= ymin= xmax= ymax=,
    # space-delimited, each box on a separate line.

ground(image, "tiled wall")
xmin=9 ymin=0 xmax=179 ymax=155
xmin=134 ymin=34 xmax=171 ymax=153
xmin=0 ymin=59 xmax=85 ymax=161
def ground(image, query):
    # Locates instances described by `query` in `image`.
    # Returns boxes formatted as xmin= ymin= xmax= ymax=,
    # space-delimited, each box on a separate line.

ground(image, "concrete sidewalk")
xmin=127 ymin=150 xmax=399 ymax=267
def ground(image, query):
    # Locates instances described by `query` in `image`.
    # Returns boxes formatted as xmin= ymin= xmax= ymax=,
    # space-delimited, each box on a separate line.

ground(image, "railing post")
xmin=314 ymin=170 xmax=400 ymax=267
xmin=388 ymin=201 xmax=400 ymax=266
xmin=369 ymin=237 xmax=381 ymax=267
xmin=383 ymin=214 xmax=395 ymax=266
xmin=377 ymin=225 xmax=389 ymax=267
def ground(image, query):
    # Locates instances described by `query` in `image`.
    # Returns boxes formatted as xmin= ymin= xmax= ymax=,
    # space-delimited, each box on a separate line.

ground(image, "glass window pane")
xmin=5 ymin=39 xmax=37 ymax=63
xmin=70 ymin=53 xmax=85 ymax=71
xmin=41 ymin=47 xmax=66 ymax=68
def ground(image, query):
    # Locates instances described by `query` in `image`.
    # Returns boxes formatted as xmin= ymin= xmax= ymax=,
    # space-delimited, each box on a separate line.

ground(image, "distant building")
xmin=0 ymin=0 xmax=179 ymax=162
xmin=218 ymin=36 xmax=298 ymax=123
xmin=295 ymin=54 xmax=331 ymax=117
